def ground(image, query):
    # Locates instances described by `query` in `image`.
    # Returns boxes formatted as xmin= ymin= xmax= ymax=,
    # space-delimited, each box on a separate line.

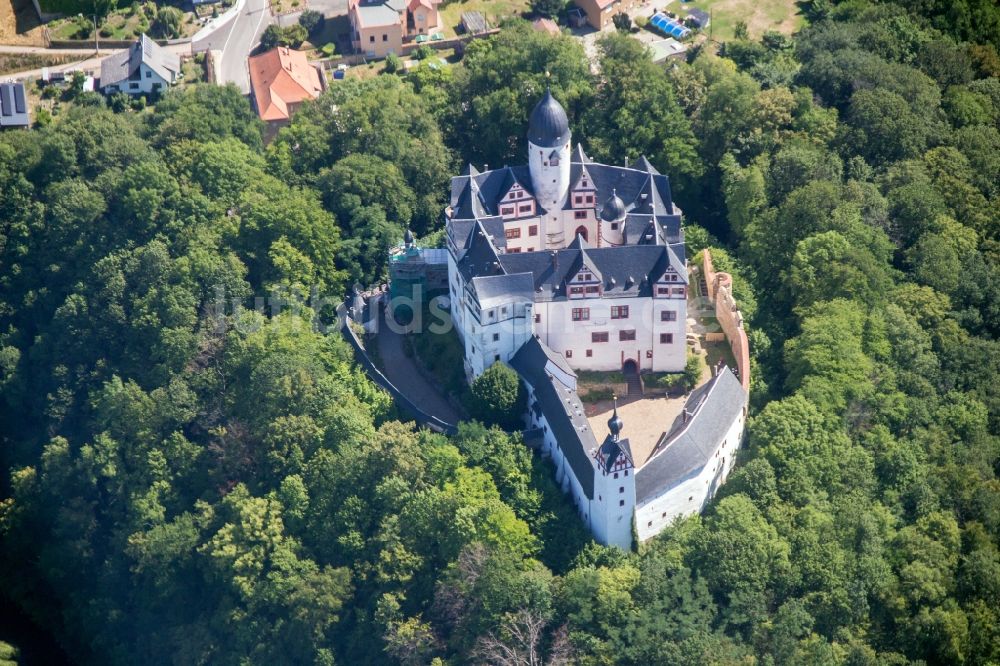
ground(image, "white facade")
xmin=528 ymin=137 xmax=571 ymax=244
xmin=634 ymin=406 xmax=745 ymax=542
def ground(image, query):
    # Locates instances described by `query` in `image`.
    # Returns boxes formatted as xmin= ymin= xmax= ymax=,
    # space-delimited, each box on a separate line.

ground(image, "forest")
xmin=1 ymin=0 xmax=999 ymax=663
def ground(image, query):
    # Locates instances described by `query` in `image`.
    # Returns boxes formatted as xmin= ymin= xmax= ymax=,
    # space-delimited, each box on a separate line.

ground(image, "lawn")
xmin=673 ymin=0 xmax=803 ymax=40
xmin=0 ymin=52 xmax=75 ymax=75
xmin=438 ymin=0 xmax=529 ymax=38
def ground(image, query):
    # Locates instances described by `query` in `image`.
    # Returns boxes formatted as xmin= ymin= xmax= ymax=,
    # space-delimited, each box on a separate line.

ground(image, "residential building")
xmin=248 ymin=46 xmax=323 ymax=123
xmin=349 ymin=0 xmax=440 ymax=57
xmin=100 ymin=34 xmax=180 ymax=95
xmin=573 ymin=0 xmax=642 ymax=30
xmin=0 ymin=82 xmax=29 ymax=129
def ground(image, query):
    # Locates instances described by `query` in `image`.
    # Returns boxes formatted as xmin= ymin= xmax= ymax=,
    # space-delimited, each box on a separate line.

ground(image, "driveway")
xmin=275 ymin=0 xmax=347 ymax=26
xmin=193 ymin=0 xmax=272 ymax=93
xmin=374 ymin=305 xmax=462 ymax=426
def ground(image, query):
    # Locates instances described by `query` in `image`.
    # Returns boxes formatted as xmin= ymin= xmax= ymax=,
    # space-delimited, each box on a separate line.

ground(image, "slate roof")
xmin=634 ymin=367 xmax=747 ymax=504
xmin=491 ymin=243 xmax=686 ymax=301
xmin=100 ymin=34 xmax=179 ymax=89
xmin=470 ymin=272 xmax=535 ymax=310
xmin=528 ymin=89 xmax=570 ymax=148
xmin=449 ymin=150 xmax=682 ymax=231
xmin=511 ymin=337 xmax=596 ymax=498
xmin=0 ymin=82 xmax=29 ymax=128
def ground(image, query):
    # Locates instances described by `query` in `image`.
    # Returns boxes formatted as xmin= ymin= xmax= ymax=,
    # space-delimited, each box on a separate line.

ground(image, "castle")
xmin=442 ymin=91 xmax=748 ymax=549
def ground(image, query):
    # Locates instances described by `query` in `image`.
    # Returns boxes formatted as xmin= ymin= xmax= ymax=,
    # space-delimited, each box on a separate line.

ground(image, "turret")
xmin=528 ymin=90 xmax=572 ymax=232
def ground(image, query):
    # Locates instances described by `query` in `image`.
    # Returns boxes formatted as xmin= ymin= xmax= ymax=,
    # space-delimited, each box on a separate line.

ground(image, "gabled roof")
xmin=571 ymin=143 xmax=592 ymax=164
xmin=248 ymin=47 xmax=322 ymax=121
xmin=352 ymin=0 xmax=402 ymax=27
xmin=100 ymin=34 xmax=179 ymax=88
xmin=597 ymin=434 xmax=633 ymax=472
xmin=511 ymin=337 xmax=596 ymax=498
xmin=495 ymin=244 xmax=684 ymax=301
xmin=630 ymin=155 xmax=659 ymax=174
xmin=635 ymin=367 xmax=747 ymax=503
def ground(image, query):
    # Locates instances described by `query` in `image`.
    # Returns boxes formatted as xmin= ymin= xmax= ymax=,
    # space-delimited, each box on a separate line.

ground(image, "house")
xmin=349 ymin=0 xmax=440 ymax=58
xmin=573 ymin=0 xmax=642 ymax=30
xmin=0 ymin=82 xmax=29 ymax=129
xmin=248 ymin=46 xmax=323 ymax=123
xmin=100 ymin=34 xmax=180 ymax=95
xmin=687 ymin=7 xmax=710 ymax=28
xmin=532 ymin=17 xmax=560 ymax=36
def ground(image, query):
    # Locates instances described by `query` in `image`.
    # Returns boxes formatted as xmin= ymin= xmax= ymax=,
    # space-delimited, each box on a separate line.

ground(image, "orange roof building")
xmin=248 ymin=47 xmax=323 ymax=122
xmin=531 ymin=17 xmax=561 ymax=36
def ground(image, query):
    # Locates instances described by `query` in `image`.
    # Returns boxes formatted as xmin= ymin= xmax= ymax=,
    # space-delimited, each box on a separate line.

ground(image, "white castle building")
xmin=443 ymin=91 xmax=748 ymax=549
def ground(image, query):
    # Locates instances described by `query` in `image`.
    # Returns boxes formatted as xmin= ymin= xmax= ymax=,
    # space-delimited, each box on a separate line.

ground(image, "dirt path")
xmin=0 ymin=0 xmax=46 ymax=46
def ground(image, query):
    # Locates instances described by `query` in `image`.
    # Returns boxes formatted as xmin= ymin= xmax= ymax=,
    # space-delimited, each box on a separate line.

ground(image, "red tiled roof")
xmin=248 ymin=47 xmax=322 ymax=121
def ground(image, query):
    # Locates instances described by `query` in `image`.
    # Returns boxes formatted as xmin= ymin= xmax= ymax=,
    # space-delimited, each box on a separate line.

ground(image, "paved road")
xmin=374 ymin=305 xmax=463 ymax=426
xmin=193 ymin=0 xmax=272 ymax=93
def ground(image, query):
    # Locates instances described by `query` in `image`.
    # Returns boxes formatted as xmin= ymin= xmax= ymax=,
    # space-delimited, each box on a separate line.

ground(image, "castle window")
xmin=611 ymin=222 xmax=619 ymax=230
xmin=646 ymin=350 xmax=653 ymax=358
xmin=619 ymin=486 xmax=624 ymax=493
xmin=614 ymin=472 xmax=619 ymax=479
xmin=534 ymin=313 xmax=541 ymax=323
xmin=501 ymin=206 xmax=514 ymax=216
xmin=574 ymin=210 xmax=587 ymax=220
xmin=586 ymin=349 xmax=592 ymax=357
xmin=572 ymin=308 xmax=590 ymax=321
xmin=501 ymin=306 xmax=507 ymax=315
xmin=586 ymin=195 xmax=594 ymax=204
xmin=570 ymin=286 xmax=583 ymax=295
xmin=673 ymin=287 xmax=685 ymax=296
xmin=660 ymin=333 xmax=673 ymax=344
xmin=493 ymin=333 xmax=499 ymax=341
xmin=495 ymin=354 xmax=500 ymax=362
xmin=611 ymin=305 xmax=629 ymax=319
xmin=508 ymin=248 xmax=521 ymax=253
xmin=519 ymin=204 xmax=532 ymax=213
xmin=575 ymin=195 xmax=583 ymax=205
xmin=661 ymin=310 xmax=677 ymax=322
xmin=658 ymin=286 xmax=670 ymax=295
xmin=648 ymin=521 xmax=653 ymax=527
xmin=619 ymin=500 xmax=625 ymax=507
xmin=585 ymin=286 xmax=600 ymax=294
xmin=670 ymin=274 xmax=679 ymax=282
xmin=565 ymin=350 xmax=572 ymax=358
xmin=663 ymin=511 xmax=667 ymax=517
xmin=624 ymin=470 xmax=628 ymax=476
xmin=592 ymin=332 xmax=609 ymax=343
xmin=619 ymin=329 xmax=636 ymax=341
xmin=505 ymin=228 xmax=521 ymax=239
xmin=528 ymin=225 xmax=538 ymax=236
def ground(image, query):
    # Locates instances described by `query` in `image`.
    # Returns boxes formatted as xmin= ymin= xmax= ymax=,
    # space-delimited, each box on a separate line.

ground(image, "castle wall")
xmin=702 ymin=249 xmax=751 ymax=392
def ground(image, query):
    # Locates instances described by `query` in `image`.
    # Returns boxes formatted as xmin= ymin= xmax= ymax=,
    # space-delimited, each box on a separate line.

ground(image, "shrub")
xmin=612 ymin=12 xmax=631 ymax=32
xmin=34 ymin=107 xmax=52 ymax=127
xmin=384 ymin=52 xmax=402 ymax=73
xmin=413 ymin=44 xmax=434 ymax=60
xmin=321 ymin=43 xmax=336 ymax=56
xmin=299 ymin=9 xmax=324 ymax=34
xmin=260 ymin=23 xmax=283 ymax=50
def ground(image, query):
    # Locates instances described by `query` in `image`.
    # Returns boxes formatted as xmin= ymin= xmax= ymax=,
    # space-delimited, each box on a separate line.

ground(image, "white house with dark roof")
xmin=443 ymin=91 xmax=747 ymax=549
xmin=100 ymin=34 xmax=180 ymax=96
xmin=447 ymin=91 xmax=688 ymax=380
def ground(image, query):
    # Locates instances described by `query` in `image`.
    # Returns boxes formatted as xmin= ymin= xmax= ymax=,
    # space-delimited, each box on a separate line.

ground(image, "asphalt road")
xmin=193 ymin=0 xmax=271 ymax=94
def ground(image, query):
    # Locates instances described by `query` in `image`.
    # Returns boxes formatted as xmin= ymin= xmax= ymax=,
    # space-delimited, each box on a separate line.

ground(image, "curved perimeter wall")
xmin=702 ymin=249 xmax=751 ymax=392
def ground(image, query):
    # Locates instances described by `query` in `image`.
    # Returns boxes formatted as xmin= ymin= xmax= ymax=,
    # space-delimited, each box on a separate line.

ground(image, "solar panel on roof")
xmin=0 ymin=86 xmax=11 ymax=117
xmin=13 ymin=84 xmax=25 ymax=114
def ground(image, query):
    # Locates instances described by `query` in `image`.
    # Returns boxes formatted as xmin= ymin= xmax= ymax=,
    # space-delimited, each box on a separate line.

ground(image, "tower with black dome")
xmin=527 ymin=89 xmax=572 ymax=242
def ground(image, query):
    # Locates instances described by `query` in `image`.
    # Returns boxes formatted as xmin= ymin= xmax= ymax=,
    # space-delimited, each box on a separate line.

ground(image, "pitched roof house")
xmin=0 ymin=82 xmax=29 ymax=129
xmin=248 ymin=47 xmax=323 ymax=122
xmin=573 ymin=0 xmax=642 ymax=30
xmin=349 ymin=0 xmax=440 ymax=57
xmin=100 ymin=34 xmax=180 ymax=95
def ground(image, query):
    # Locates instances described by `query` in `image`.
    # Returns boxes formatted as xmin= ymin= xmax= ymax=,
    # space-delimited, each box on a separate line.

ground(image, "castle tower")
xmin=591 ymin=398 xmax=636 ymax=549
xmin=528 ymin=90 xmax=572 ymax=246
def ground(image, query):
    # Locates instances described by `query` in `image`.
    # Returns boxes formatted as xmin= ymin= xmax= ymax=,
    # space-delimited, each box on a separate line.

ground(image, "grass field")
xmin=0 ymin=51 xmax=75 ymax=75
xmin=675 ymin=0 xmax=803 ymax=40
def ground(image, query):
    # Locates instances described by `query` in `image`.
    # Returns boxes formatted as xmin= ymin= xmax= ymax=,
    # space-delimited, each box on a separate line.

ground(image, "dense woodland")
xmin=2 ymin=0 xmax=1000 ymax=663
